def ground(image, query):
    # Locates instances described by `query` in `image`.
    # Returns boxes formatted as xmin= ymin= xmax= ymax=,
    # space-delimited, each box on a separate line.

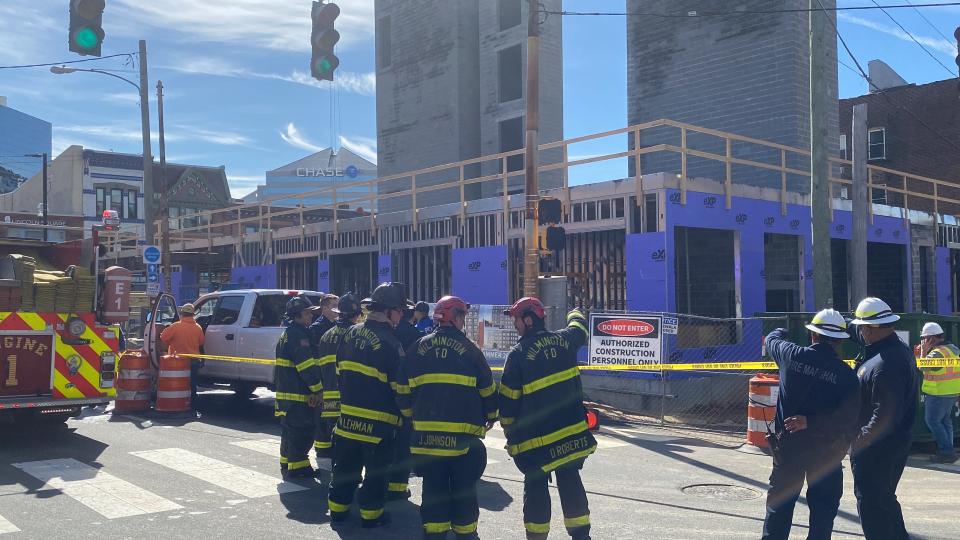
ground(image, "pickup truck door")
xmin=236 ymin=293 xmax=287 ymax=386
xmin=144 ymin=293 xmax=179 ymax=371
xmin=197 ymin=294 xmax=244 ymax=381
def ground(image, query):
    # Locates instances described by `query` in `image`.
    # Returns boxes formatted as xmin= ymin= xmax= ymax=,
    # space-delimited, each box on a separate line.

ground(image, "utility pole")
xmin=522 ymin=0 xmax=540 ymax=298
xmin=139 ymin=40 xmax=155 ymax=247
xmin=157 ymin=80 xmax=172 ymax=295
xmin=809 ymin=0 xmax=833 ymax=309
xmin=851 ymin=103 xmax=868 ymax=304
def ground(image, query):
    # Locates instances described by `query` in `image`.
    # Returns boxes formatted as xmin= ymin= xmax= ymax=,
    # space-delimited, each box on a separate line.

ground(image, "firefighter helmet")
xmin=362 ymin=282 xmax=414 ymax=310
xmin=285 ymin=295 xmax=314 ymax=317
xmin=850 ymin=297 xmax=900 ymax=325
xmin=804 ymin=309 xmax=849 ymax=339
xmin=433 ymin=296 xmax=470 ymax=324
xmin=333 ymin=292 xmax=362 ymax=317
xmin=503 ymin=297 xmax=546 ymax=319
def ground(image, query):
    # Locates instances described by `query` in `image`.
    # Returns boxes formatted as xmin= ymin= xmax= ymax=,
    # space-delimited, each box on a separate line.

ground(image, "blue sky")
xmin=0 ymin=0 xmax=957 ymax=197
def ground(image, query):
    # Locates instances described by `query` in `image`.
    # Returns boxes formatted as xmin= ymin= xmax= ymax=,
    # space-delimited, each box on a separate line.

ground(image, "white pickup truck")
xmin=145 ymin=289 xmax=324 ymax=395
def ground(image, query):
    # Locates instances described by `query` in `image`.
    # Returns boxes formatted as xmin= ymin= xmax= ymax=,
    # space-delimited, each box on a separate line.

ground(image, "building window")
xmin=839 ymin=133 xmax=847 ymax=160
xmin=499 ymin=116 xmax=524 ymax=172
xmin=110 ymin=188 xmax=122 ymax=214
xmin=377 ymin=17 xmax=391 ymax=69
xmin=498 ymin=45 xmax=522 ymax=103
xmin=572 ymin=202 xmax=583 ymax=223
xmin=95 ymin=187 xmax=105 ymax=215
xmin=644 ymin=193 xmax=659 ymax=233
xmin=127 ymin=190 xmax=138 ymax=219
xmin=169 ymin=206 xmax=180 ymax=230
xmin=599 ymin=199 xmax=611 ymax=220
xmin=868 ymin=128 xmax=886 ymax=160
xmin=614 ymin=197 xmax=625 ymax=218
xmin=499 ymin=0 xmax=521 ymax=30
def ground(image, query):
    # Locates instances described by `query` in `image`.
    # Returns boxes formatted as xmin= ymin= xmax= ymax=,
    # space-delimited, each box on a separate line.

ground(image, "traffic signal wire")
xmin=544 ymin=2 xmax=960 ymax=18
xmin=904 ymin=0 xmax=958 ymax=47
xmin=0 ymin=52 xmax=135 ymax=71
xmin=868 ymin=0 xmax=958 ymax=77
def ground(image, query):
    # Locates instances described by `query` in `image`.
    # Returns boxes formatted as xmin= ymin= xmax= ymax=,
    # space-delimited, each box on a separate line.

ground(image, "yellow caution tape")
xmin=178 ymin=354 xmax=960 ymax=371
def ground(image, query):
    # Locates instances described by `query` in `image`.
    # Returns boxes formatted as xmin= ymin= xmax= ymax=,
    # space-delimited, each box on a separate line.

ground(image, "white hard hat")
xmin=805 ymin=309 xmax=849 ymax=339
xmin=921 ymin=322 xmax=945 ymax=338
xmin=850 ymin=297 xmax=900 ymax=326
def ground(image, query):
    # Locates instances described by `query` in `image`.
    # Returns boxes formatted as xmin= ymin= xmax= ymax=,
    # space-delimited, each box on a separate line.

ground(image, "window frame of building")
xmin=499 ymin=116 xmax=524 ymax=172
xmin=110 ymin=188 xmax=123 ymax=214
xmin=868 ymin=128 xmax=886 ymax=160
xmin=377 ymin=17 xmax=391 ymax=70
xmin=839 ymin=133 xmax=847 ymax=160
xmin=498 ymin=0 xmax=521 ymax=30
xmin=127 ymin=189 xmax=138 ymax=219
xmin=95 ymin=187 xmax=106 ymax=215
xmin=498 ymin=44 xmax=523 ymax=103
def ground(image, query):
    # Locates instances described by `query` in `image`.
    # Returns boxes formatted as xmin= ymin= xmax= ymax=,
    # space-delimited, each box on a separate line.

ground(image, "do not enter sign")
xmin=589 ymin=314 xmax=663 ymax=366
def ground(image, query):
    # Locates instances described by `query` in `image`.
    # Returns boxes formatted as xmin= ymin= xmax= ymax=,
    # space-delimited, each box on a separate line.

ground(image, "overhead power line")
xmin=0 ymin=52 xmax=135 ymax=71
xmin=904 ymin=0 xmax=957 ymax=45
xmin=546 ymin=2 xmax=960 ymax=17
xmin=868 ymin=0 xmax=957 ymax=77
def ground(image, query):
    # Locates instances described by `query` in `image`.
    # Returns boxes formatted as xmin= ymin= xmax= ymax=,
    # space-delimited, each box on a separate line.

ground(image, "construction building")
xmin=0 ymin=98 xmax=51 ymax=194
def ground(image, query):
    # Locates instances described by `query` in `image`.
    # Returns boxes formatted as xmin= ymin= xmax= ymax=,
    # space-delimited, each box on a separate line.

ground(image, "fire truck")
xmin=0 ymin=213 xmax=129 ymax=424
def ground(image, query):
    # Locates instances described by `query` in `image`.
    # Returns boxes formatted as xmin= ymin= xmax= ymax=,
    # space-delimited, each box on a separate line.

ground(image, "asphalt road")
xmin=1 ymin=388 xmax=958 ymax=539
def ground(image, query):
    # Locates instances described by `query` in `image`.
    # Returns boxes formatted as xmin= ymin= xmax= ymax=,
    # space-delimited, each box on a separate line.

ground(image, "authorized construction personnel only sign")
xmin=588 ymin=314 xmax=663 ymax=365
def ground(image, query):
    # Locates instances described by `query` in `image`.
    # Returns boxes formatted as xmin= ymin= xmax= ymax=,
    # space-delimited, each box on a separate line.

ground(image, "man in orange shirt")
xmin=160 ymin=303 xmax=206 ymax=404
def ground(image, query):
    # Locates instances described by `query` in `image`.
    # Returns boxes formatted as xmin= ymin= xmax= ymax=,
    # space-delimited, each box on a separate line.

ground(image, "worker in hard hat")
xmin=919 ymin=322 xmax=960 ymax=463
xmin=760 ymin=309 xmax=860 ymax=540
xmin=847 ymin=297 xmax=920 ymax=540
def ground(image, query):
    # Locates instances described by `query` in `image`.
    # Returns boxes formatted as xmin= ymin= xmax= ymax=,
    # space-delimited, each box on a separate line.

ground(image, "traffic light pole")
xmin=139 ymin=40 xmax=155 ymax=247
xmin=522 ymin=0 xmax=540 ymax=299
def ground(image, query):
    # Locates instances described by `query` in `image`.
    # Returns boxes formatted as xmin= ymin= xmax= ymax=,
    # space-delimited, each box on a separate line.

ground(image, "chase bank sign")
xmin=297 ymin=165 xmax=360 ymax=179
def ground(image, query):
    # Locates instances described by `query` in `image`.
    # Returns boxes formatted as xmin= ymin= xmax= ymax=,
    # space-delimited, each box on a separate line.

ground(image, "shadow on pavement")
xmin=478 ymin=477 xmax=513 ymax=511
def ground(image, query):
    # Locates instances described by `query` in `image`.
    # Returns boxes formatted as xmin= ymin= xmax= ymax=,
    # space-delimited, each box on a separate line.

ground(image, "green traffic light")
xmin=73 ymin=27 xmax=101 ymax=50
xmin=316 ymin=58 xmax=332 ymax=74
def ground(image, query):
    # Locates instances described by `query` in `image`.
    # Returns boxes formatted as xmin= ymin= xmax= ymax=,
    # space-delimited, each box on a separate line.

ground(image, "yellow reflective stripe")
xmin=486 ymin=409 xmax=499 ymax=420
xmin=341 ymin=404 xmax=400 ymax=426
xmin=423 ymin=522 xmax=451 ymax=534
xmin=296 ymin=358 xmax=317 ymax=372
xmin=500 ymin=384 xmax=521 ymax=399
xmin=323 ymin=390 xmax=341 ymax=399
xmin=569 ymin=321 xmax=588 ymax=335
xmin=279 ymin=456 xmax=289 ymax=464
xmin=452 ymin=522 xmax=478 ymax=534
xmin=409 ymin=373 xmax=476 ymax=388
xmin=479 ymin=382 xmax=497 ymax=398
xmin=309 ymin=383 xmax=323 ymax=393
xmin=508 ymin=420 xmax=589 ymax=455
xmin=396 ymin=384 xmax=411 ymax=395
xmin=564 ymin=514 xmax=590 ymax=528
xmin=567 ymin=310 xmax=585 ymax=321
xmin=523 ymin=366 xmax=580 ymax=395
xmin=360 ymin=508 xmax=384 ymax=520
xmin=410 ymin=447 xmax=470 ymax=457
xmin=274 ymin=410 xmax=286 ymax=417
xmin=387 ymin=483 xmax=408 ymax=492
xmin=413 ymin=421 xmax=485 ymax=437
xmin=339 ymin=361 xmax=388 ymax=383
xmin=276 ymin=358 xmax=295 ymax=368
xmin=525 ymin=522 xmax=551 ymax=534
xmin=542 ymin=446 xmax=596 ymax=473
xmin=276 ymin=392 xmax=310 ymax=403
xmin=314 ymin=441 xmax=332 ymax=449
xmin=287 ymin=459 xmax=311 ymax=471
xmin=336 ymin=429 xmax=382 ymax=444
xmin=321 ymin=411 xmax=340 ymax=418
xmin=328 ymin=499 xmax=350 ymax=513
xmin=317 ymin=354 xmax=337 ymax=366
xmin=401 ymin=408 xmax=413 ymax=418
xmin=500 ymin=417 xmax=515 ymax=426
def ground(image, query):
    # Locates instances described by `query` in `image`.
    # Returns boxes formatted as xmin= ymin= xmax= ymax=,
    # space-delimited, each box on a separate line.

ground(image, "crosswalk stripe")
xmin=0 ymin=514 xmax=19 ymax=535
xmin=12 ymin=459 xmax=182 ymax=519
xmin=130 ymin=448 xmax=308 ymax=498
xmin=230 ymin=439 xmax=328 ymax=471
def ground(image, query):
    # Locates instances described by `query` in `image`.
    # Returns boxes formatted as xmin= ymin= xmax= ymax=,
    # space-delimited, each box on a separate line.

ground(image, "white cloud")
xmin=55 ymin=124 xmax=254 ymax=147
xmin=165 ymin=57 xmax=376 ymax=96
xmin=111 ymin=0 xmax=374 ymax=52
xmin=281 ymin=123 xmax=323 ymax=152
xmin=339 ymin=134 xmax=377 ymax=164
xmin=0 ymin=2 xmax=58 ymax=64
xmin=839 ymin=13 xmax=959 ymax=58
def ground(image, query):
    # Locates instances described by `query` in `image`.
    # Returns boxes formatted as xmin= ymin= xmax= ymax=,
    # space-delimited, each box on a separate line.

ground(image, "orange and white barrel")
xmin=114 ymin=350 xmax=152 ymax=413
xmin=155 ymin=354 xmax=191 ymax=413
xmin=746 ymin=373 xmax=779 ymax=449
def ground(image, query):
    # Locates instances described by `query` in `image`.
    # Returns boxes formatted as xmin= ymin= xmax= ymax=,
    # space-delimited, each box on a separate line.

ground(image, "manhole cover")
xmin=681 ymin=483 xmax=762 ymax=501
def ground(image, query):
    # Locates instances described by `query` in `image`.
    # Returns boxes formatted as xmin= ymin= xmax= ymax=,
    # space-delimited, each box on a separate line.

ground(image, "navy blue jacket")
xmin=847 ymin=328 xmax=920 ymax=452
xmin=765 ymin=329 xmax=860 ymax=440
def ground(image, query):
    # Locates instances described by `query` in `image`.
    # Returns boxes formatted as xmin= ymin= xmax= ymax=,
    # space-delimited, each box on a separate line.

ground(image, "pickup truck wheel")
xmin=231 ymin=382 xmax=258 ymax=398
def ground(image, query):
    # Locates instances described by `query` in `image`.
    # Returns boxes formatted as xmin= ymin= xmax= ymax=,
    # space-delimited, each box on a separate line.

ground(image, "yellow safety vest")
xmin=922 ymin=344 xmax=960 ymax=396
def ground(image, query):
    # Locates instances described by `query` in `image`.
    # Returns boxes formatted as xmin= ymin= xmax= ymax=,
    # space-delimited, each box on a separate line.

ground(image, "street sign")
xmin=146 ymin=282 xmax=161 ymax=297
xmin=662 ymin=316 xmax=679 ymax=335
xmin=588 ymin=313 xmax=663 ymax=366
xmin=147 ymin=273 xmax=159 ymax=283
xmin=143 ymin=245 xmax=161 ymax=264
xmin=147 ymin=263 xmax=158 ymax=274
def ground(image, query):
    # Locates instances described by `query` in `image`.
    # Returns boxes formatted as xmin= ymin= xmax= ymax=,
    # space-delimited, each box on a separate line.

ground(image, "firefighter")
xmin=396 ymin=295 xmax=498 ymax=539
xmin=847 ymin=297 xmax=920 ymax=540
xmin=761 ymin=309 xmax=860 ymax=540
xmin=275 ymin=296 xmax=324 ymax=480
xmin=327 ymin=282 xmax=410 ymax=529
xmin=919 ymin=322 xmax=960 ymax=463
xmin=396 ymin=304 xmax=424 ymax=351
xmin=387 ymin=299 xmax=424 ymax=500
xmin=313 ymin=292 xmax=362 ymax=468
xmin=309 ymin=294 xmax=339 ymax=343
xmin=499 ymin=298 xmax=595 ymax=540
